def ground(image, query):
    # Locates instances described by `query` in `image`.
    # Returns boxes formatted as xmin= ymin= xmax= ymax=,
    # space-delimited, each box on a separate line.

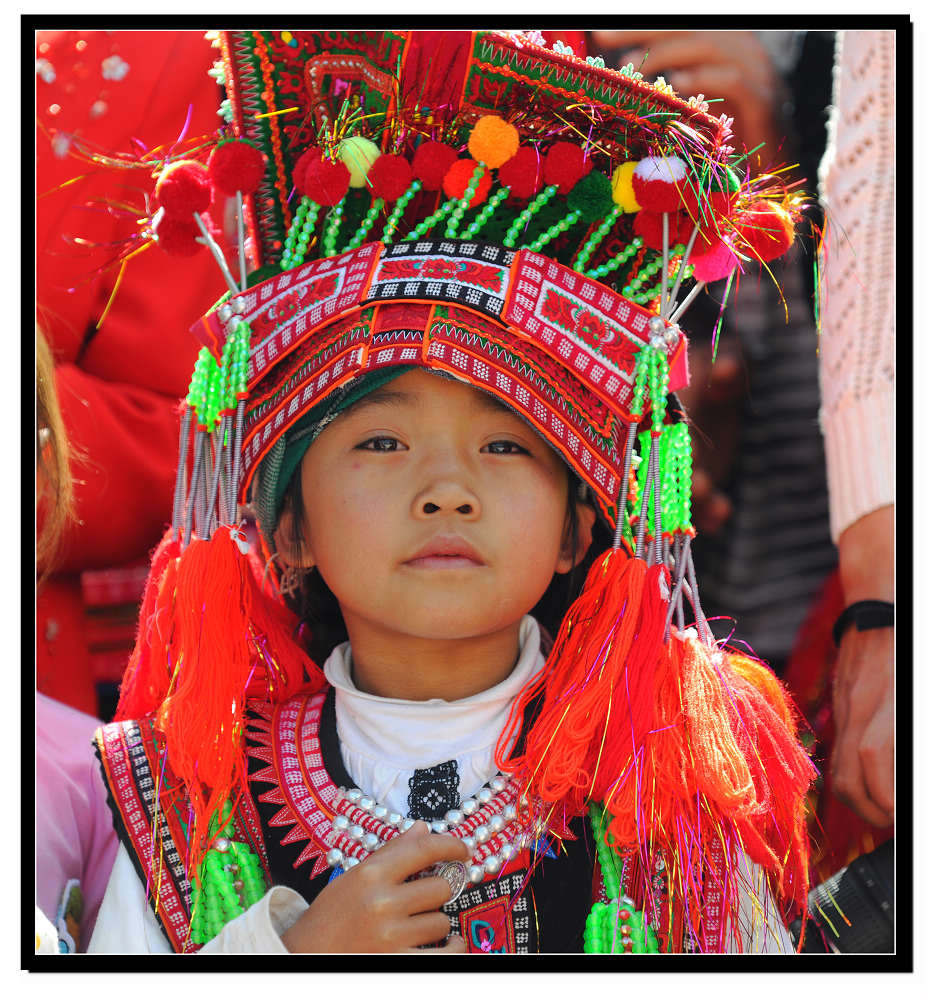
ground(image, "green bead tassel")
xmin=322 ymin=197 xmax=346 ymax=259
xmin=381 ymin=179 xmax=422 ymax=244
xmin=526 ymin=208 xmax=581 ymax=251
xmin=465 ymin=186 xmax=509 ymax=238
xmin=502 ymin=184 xmax=557 ymax=248
xmin=403 ymin=198 xmax=455 ymax=241
xmin=445 ymin=163 xmax=486 ymax=238
xmin=575 ymin=205 xmax=623 ymax=272
xmin=586 ymin=236 xmax=643 ymax=281
xmin=344 ymin=196 xmax=384 ymax=251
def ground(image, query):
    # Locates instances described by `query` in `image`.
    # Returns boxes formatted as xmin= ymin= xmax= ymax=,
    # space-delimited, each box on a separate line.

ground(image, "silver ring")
xmin=434 ymin=860 xmax=468 ymax=904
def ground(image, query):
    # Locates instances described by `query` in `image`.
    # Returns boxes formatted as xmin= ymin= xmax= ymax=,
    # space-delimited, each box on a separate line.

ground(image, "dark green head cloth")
xmin=252 ymin=366 xmax=415 ymax=541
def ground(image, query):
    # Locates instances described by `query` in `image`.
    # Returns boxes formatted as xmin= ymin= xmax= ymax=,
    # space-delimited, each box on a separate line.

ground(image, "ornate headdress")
xmin=112 ymin=30 xmax=813 ymax=952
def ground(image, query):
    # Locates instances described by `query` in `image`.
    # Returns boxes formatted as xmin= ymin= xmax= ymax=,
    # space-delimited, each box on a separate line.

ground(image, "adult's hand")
xmin=589 ymin=30 xmax=787 ymax=159
xmin=831 ymin=505 xmax=895 ymax=827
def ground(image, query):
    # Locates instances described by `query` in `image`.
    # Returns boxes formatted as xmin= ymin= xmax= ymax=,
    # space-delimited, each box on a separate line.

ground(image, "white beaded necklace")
xmin=323 ymin=771 xmax=544 ymax=900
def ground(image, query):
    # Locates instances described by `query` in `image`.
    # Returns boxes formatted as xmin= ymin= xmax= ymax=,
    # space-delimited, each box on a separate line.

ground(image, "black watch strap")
xmin=832 ymin=600 xmax=894 ymax=647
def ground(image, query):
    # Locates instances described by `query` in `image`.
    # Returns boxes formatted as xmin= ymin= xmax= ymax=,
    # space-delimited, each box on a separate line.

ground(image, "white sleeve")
xmin=88 ymin=843 xmax=309 ymax=954
xmin=723 ymin=851 xmax=796 ymax=954
xmin=817 ymin=29 xmax=896 ymax=541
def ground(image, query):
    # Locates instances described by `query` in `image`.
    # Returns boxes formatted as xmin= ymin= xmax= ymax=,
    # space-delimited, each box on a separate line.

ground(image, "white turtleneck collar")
xmin=322 ymin=616 xmax=543 ymax=816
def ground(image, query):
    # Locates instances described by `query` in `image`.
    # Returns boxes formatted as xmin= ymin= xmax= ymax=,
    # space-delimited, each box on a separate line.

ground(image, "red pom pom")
xmin=736 ymin=202 xmax=795 ymax=262
xmin=632 ymin=210 xmax=695 ymax=251
xmin=709 ymin=189 xmax=738 ymax=220
xmin=498 ymin=146 xmax=543 ymax=201
xmin=368 ymin=153 xmax=413 ymax=201
xmin=631 ymin=156 xmax=689 ymax=214
xmin=155 ymin=214 xmax=208 ymax=257
xmin=155 ymin=160 xmax=213 ymax=217
xmin=303 ymin=156 xmax=351 ymax=207
xmin=207 ymin=140 xmax=266 ymax=196
xmin=411 ymin=141 xmax=458 ymax=192
xmin=293 ymin=147 xmax=323 ymax=197
xmin=442 ymin=158 xmax=492 ymax=207
xmin=543 ymin=142 xmax=592 ymax=196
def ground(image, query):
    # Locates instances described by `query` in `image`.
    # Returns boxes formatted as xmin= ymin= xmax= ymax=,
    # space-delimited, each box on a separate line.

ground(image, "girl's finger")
xmin=397 ymin=873 xmax=462 ymax=914
xmin=403 ymin=911 xmax=456 ymax=949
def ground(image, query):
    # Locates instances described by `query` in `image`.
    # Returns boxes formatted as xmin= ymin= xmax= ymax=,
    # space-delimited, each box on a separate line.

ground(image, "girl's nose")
xmin=413 ymin=475 xmax=481 ymax=519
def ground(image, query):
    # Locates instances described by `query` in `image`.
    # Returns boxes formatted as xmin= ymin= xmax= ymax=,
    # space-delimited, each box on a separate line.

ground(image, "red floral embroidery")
xmin=541 ymin=288 xmax=576 ymax=331
xmin=420 ymin=258 xmax=460 ymax=280
xmin=378 ymin=258 xmax=421 ymax=281
xmin=303 ymin=272 xmax=340 ymax=305
xmin=459 ymin=261 xmax=504 ymax=292
xmin=577 ymin=309 xmax=611 ymax=344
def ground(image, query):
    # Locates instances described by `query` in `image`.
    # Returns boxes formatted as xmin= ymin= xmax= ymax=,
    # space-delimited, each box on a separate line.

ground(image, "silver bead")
xmin=468 ymin=864 xmax=485 ymax=884
xmin=483 ymin=854 xmax=502 ymax=875
xmin=326 ymin=847 xmax=344 ymax=867
xmin=387 ymin=812 xmax=402 ymax=827
xmin=474 ymin=824 xmax=490 ymax=844
xmin=461 ymin=835 xmax=476 ymax=850
xmin=445 ymin=809 xmax=464 ymax=827
xmin=503 ymin=803 xmax=517 ymax=821
xmin=477 ymin=788 xmax=493 ymax=804
xmin=431 ymin=820 xmax=448 ymax=834
xmin=400 ymin=818 xmax=415 ymax=833
xmin=461 ymin=798 xmax=478 ymax=816
xmin=649 ymin=315 xmax=666 ymax=335
xmin=346 ymin=788 xmax=363 ymax=803
xmin=332 ymin=814 xmax=350 ymax=831
xmin=218 ymin=304 xmax=233 ymax=324
xmin=349 ymin=824 xmax=364 ymax=841
xmin=490 ymin=775 xmax=508 ymax=793
xmin=231 ymin=297 xmax=246 ymax=315
xmin=213 ymin=838 xmax=231 ymax=854
xmin=343 ymin=855 xmax=360 ymax=869
xmin=500 ymin=843 xmax=517 ymax=861
xmin=373 ymin=805 xmax=388 ymax=820
xmin=362 ymin=832 xmax=380 ymax=851
xmin=359 ymin=795 xmax=375 ymax=813
xmin=488 ymin=814 xmax=505 ymax=834
xmin=664 ymin=323 xmax=680 ymax=346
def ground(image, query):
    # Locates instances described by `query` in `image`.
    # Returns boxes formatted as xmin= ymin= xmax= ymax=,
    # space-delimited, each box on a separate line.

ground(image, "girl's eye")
xmin=483 ymin=440 xmax=530 ymax=456
xmin=357 ymin=436 xmax=405 ymax=452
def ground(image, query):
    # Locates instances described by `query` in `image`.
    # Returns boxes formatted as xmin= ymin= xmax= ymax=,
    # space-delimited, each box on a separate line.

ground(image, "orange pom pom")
xmin=468 ymin=114 xmax=520 ymax=169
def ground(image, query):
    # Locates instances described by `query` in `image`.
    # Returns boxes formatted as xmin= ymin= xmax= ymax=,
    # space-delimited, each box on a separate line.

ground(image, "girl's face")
xmin=285 ymin=369 xmax=591 ymax=649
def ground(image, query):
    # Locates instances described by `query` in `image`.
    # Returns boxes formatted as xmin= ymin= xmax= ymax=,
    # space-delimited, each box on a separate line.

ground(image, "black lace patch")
xmin=407 ymin=760 xmax=460 ymax=820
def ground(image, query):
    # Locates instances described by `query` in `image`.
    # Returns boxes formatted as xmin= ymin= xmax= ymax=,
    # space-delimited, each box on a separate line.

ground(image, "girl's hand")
xmin=280 ymin=821 xmax=471 ymax=953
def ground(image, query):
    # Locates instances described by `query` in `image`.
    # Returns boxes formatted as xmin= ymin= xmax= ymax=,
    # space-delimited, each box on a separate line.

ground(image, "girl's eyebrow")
xmin=344 ymin=388 xmax=415 ymax=414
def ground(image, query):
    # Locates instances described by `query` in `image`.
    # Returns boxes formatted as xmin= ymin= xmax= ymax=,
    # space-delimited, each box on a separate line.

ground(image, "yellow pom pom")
xmin=338 ymin=136 xmax=381 ymax=188
xmin=611 ymin=161 xmax=641 ymax=213
xmin=468 ymin=115 xmax=520 ymax=169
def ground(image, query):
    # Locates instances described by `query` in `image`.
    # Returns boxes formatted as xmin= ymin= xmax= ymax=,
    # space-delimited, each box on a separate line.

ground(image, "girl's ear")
xmin=273 ymin=508 xmax=316 ymax=569
xmin=555 ymin=500 xmax=597 ymax=574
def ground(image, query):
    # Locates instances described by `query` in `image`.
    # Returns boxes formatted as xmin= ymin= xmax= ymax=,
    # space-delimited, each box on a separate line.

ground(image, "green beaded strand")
xmin=280 ymin=196 xmax=321 ymax=270
xmin=381 ymin=179 xmax=422 ymax=244
xmin=585 ymin=236 xmax=643 ymax=281
xmin=502 ymin=185 xmax=557 ymax=248
xmin=575 ymin=205 xmax=623 ymax=272
xmin=444 ymin=163 xmax=486 ymax=238
xmin=465 ymin=185 xmax=510 ymax=238
xmin=344 ymin=196 xmax=384 ymax=251
xmin=403 ymin=198 xmax=455 ymax=241
xmin=526 ymin=208 xmax=581 ymax=251
xmin=322 ymin=198 xmax=346 ymax=259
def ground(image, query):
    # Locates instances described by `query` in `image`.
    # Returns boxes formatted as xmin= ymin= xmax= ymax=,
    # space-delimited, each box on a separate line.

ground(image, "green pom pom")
xmin=567 ymin=171 xmax=615 ymax=223
xmin=710 ymin=164 xmax=741 ymax=193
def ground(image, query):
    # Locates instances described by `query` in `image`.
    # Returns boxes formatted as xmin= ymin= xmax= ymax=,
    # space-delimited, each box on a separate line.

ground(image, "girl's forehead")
xmin=341 ymin=369 xmax=514 ymax=418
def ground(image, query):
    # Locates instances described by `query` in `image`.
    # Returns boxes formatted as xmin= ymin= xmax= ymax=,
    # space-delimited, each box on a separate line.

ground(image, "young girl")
xmin=89 ymin=29 xmax=814 ymax=955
